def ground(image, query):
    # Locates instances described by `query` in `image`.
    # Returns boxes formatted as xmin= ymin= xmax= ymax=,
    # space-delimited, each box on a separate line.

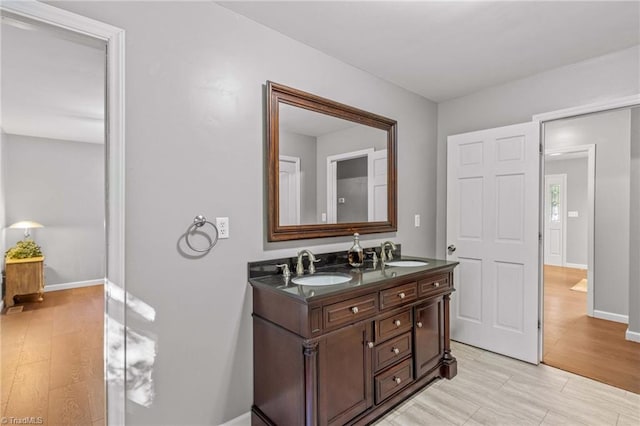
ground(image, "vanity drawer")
xmin=375 ymin=308 xmax=412 ymax=342
xmin=379 ymin=282 xmax=417 ymax=310
xmin=374 ymin=358 xmax=413 ymax=404
xmin=418 ymin=274 xmax=450 ymax=297
xmin=374 ymin=331 xmax=412 ymax=372
xmin=323 ymin=293 xmax=378 ymax=329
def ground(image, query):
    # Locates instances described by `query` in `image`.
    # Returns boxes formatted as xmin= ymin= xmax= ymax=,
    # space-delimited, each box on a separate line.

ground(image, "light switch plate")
xmin=568 ymin=211 xmax=579 ymax=218
xmin=414 ymin=214 xmax=421 ymax=227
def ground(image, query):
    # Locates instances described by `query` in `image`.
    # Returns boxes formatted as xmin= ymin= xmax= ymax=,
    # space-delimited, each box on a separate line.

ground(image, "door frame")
xmin=545 ymin=145 xmax=596 ymax=317
xmin=543 ymin=173 xmax=567 ymax=267
xmin=533 ymin=93 xmax=640 ymax=358
xmin=278 ymin=155 xmax=301 ymax=225
xmin=326 ymin=148 xmax=374 ymax=223
xmin=0 ymin=1 xmax=126 ymax=424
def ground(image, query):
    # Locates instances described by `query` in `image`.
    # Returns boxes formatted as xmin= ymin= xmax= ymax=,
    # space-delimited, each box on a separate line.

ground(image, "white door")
xmin=279 ymin=156 xmax=300 ymax=225
xmin=544 ymin=174 xmax=566 ymax=266
xmin=447 ymin=122 xmax=540 ymax=364
xmin=369 ymin=149 xmax=387 ymax=221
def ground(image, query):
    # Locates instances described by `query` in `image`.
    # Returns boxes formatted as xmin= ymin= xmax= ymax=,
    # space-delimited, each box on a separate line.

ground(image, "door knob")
xmin=448 ymin=244 xmax=456 ymax=254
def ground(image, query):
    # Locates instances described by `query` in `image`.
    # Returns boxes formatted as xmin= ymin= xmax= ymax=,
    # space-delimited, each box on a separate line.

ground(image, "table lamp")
xmin=8 ymin=220 xmax=45 ymax=239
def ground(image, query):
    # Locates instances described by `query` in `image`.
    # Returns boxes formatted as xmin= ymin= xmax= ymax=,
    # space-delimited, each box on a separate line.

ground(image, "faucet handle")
xmin=275 ymin=264 xmax=290 ymax=278
xmin=309 ymin=258 xmax=321 ymax=274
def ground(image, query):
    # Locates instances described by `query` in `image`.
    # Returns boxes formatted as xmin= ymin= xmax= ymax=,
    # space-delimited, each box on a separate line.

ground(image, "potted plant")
xmin=5 ymin=239 xmax=43 ymax=260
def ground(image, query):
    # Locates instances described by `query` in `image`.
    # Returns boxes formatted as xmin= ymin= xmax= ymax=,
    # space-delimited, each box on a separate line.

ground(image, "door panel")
xmin=414 ymin=298 xmax=444 ymax=378
xmin=318 ymin=322 xmax=372 ymax=425
xmin=447 ymin=122 xmax=540 ymax=364
xmin=544 ymin=174 xmax=566 ymax=266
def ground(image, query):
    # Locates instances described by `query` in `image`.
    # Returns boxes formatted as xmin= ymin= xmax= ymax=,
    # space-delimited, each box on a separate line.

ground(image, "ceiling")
xmin=219 ymin=1 xmax=640 ymax=102
xmin=1 ymin=15 xmax=105 ymax=144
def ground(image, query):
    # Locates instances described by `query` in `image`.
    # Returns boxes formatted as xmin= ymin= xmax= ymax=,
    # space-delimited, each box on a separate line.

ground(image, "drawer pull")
xmin=416 ymin=321 xmax=423 ymax=328
xmin=398 ymin=292 xmax=406 ymax=299
xmin=351 ymin=306 xmax=359 ymax=314
xmin=392 ymin=347 xmax=400 ymax=355
xmin=367 ymin=341 xmax=374 ymax=349
xmin=393 ymin=377 xmax=402 ymax=385
xmin=434 ymin=282 xmax=440 ymax=288
xmin=393 ymin=319 xmax=401 ymax=327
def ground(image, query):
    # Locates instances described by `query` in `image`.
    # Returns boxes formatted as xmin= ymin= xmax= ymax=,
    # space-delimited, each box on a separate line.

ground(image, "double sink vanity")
xmin=253 ymin=81 xmax=458 ymax=425
xmin=249 ymin=245 xmax=458 ymax=425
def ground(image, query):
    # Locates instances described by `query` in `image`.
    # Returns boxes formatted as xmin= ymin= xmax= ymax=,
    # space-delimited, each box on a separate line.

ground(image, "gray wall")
xmin=0 ymin=131 xmax=6 ymax=286
xmin=337 ymin=157 xmax=368 ymax=222
xmin=4 ymin=134 xmax=104 ymax=285
xmin=55 ymin=2 xmax=439 ymax=424
xmin=279 ymin=131 xmax=317 ymax=224
xmin=545 ymin=157 xmax=588 ymax=266
xmin=630 ymin=107 xmax=640 ymax=335
xmin=545 ymin=110 xmax=631 ymax=318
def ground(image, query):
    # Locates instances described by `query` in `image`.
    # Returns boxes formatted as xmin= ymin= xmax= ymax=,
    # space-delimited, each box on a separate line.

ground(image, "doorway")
xmin=540 ymin=105 xmax=640 ymax=393
xmin=0 ymin=2 xmax=125 ymax=424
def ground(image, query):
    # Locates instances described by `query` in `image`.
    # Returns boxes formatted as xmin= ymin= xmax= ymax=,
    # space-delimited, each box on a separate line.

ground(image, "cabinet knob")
xmin=392 ymin=347 xmax=400 ymax=355
xmin=434 ymin=282 xmax=440 ymax=288
xmin=393 ymin=319 xmax=401 ymax=327
xmin=351 ymin=306 xmax=359 ymax=314
xmin=394 ymin=377 xmax=402 ymax=385
xmin=398 ymin=292 xmax=406 ymax=299
xmin=367 ymin=341 xmax=374 ymax=349
xmin=417 ymin=321 xmax=423 ymax=328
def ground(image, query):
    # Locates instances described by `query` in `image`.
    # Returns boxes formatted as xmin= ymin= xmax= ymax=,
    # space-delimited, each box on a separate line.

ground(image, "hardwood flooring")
xmin=1 ymin=286 xmax=105 ymax=425
xmin=543 ymin=265 xmax=640 ymax=394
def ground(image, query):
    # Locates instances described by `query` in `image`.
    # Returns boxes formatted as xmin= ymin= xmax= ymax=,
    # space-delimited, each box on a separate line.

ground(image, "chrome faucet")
xmin=296 ymin=249 xmax=320 ymax=275
xmin=380 ymin=241 xmax=397 ymax=264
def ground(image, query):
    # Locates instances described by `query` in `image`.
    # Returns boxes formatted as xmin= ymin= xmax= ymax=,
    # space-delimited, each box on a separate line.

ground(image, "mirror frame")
xmin=267 ymin=81 xmax=397 ymax=241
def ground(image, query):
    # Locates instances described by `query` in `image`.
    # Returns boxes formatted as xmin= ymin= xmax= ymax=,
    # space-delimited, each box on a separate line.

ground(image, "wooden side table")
xmin=4 ymin=256 xmax=45 ymax=307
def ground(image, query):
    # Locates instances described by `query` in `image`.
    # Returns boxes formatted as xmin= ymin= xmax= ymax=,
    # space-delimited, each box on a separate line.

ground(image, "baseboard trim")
xmin=219 ymin=412 xmax=250 ymax=426
xmin=593 ymin=310 xmax=628 ymax=324
xmin=626 ymin=329 xmax=640 ymax=343
xmin=45 ymin=278 xmax=104 ymax=292
xmin=564 ymin=262 xmax=587 ymax=270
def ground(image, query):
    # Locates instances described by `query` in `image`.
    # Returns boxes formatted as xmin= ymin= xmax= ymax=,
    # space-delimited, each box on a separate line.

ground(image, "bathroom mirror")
xmin=267 ymin=81 xmax=397 ymax=241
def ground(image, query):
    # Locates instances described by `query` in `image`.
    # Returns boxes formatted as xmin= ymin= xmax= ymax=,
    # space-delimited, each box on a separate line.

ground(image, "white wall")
xmin=54 ymin=2 xmax=438 ymax=424
xmin=0 ymin=130 xmax=6 ymax=296
xmin=545 ymin=157 xmax=588 ymax=267
xmin=4 ymin=134 xmax=105 ymax=285
xmin=630 ymin=107 xmax=640 ymax=335
xmin=545 ymin=111 xmax=630 ymax=318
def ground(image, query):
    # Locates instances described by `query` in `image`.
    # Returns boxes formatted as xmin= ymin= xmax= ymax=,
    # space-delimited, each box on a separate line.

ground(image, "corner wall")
xmin=629 ymin=107 xmax=640 ymax=337
xmin=53 ymin=2 xmax=439 ymax=424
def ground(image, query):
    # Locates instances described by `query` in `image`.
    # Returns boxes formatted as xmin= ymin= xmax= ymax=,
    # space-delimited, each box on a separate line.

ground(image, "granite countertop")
xmin=248 ymin=255 xmax=458 ymax=302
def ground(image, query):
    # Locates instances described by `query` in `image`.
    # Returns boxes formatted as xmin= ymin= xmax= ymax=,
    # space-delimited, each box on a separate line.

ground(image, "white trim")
xmin=625 ymin=329 xmax=640 ymax=343
xmin=564 ymin=263 xmax=588 ymax=270
xmin=593 ymin=310 xmax=629 ymax=324
xmin=44 ymin=279 xmax=104 ymax=292
xmin=218 ymin=412 xmax=250 ymax=426
xmin=533 ymin=94 xmax=640 ymax=123
xmin=0 ymin=3 xmax=126 ymax=425
xmin=278 ymin=155 xmax=301 ymax=225
xmin=0 ymin=299 xmax=4 ymax=313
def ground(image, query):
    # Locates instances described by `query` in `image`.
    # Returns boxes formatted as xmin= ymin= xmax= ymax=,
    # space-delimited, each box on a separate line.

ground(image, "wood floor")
xmin=1 ymin=286 xmax=105 ymax=425
xmin=543 ymin=265 xmax=640 ymax=394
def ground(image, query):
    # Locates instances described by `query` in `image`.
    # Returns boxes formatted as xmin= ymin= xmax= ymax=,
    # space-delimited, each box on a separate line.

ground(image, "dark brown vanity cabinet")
xmin=251 ymin=265 xmax=457 ymax=426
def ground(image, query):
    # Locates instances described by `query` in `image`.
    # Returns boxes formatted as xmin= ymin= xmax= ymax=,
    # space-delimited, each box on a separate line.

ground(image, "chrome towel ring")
xmin=185 ymin=215 xmax=219 ymax=253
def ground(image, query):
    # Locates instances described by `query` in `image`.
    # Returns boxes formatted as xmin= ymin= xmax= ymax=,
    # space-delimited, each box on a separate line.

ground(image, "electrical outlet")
xmin=216 ymin=217 xmax=229 ymax=239
xmin=414 ymin=214 xmax=421 ymax=227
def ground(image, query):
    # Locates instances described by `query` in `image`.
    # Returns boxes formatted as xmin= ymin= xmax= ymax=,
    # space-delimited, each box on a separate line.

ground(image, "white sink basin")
xmin=384 ymin=260 xmax=429 ymax=267
xmin=291 ymin=273 xmax=352 ymax=286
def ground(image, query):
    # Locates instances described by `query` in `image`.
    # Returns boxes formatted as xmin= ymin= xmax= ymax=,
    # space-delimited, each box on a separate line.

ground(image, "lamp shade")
xmin=8 ymin=221 xmax=44 ymax=238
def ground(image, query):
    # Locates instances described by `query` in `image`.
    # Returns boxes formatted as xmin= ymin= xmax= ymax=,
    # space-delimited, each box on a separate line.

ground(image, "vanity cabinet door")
xmin=414 ymin=297 xmax=445 ymax=378
xmin=318 ymin=322 xmax=373 ymax=426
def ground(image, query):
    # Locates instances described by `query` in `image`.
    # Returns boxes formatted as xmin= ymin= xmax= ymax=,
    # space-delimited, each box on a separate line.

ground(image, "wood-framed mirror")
xmin=267 ymin=81 xmax=397 ymax=241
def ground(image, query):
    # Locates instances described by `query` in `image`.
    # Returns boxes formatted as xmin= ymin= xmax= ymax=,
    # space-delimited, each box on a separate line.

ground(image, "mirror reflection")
xmin=279 ymin=103 xmax=388 ymax=225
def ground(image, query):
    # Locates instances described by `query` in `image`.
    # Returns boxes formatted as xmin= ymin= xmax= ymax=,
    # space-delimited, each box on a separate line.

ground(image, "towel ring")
xmin=185 ymin=215 xmax=218 ymax=253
